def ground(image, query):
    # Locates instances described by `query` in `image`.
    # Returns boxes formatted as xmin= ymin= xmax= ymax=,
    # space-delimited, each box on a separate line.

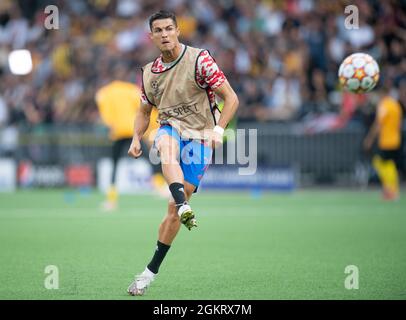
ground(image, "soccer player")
xmin=364 ymin=88 xmax=403 ymax=200
xmin=95 ymin=66 xmax=161 ymax=210
xmin=126 ymin=10 xmax=239 ymax=296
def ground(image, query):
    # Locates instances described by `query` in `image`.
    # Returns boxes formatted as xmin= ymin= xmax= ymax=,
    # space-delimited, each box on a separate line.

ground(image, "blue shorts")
xmin=154 ymin=125 xmax=212 ymax=190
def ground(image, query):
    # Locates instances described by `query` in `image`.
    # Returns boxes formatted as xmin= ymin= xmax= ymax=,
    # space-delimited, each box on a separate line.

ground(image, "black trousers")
xmin=111 ymin=138 xmax=133 ymax=185
xmin=111 ymin=138 xmax=161 ymax=185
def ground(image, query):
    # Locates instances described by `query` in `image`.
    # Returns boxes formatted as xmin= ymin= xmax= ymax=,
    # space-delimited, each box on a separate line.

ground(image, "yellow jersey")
xmin=96 ymin=81 xmax=158 ymax=141
xmin=377 ymin=96 xmax=402 ymax=150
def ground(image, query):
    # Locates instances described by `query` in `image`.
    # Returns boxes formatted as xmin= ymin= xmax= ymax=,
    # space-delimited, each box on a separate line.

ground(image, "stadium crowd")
xmin=0 ymin=0 xmax=405 ymax=133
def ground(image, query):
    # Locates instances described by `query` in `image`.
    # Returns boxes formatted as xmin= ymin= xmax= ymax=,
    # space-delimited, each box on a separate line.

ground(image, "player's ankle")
xmin=177 ymin=202 xmax=191 ymax=217
xmin=144 ymin=267 xmax=157 ymax=278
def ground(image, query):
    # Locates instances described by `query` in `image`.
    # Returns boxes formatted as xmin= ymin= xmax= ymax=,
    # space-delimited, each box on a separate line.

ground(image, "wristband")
xmin=213 ymin=125 xmax=224 ymax=136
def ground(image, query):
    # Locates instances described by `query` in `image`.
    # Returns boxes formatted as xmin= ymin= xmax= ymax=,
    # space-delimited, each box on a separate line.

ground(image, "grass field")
xmin=0 ymin=189 xmax=405 ymax=300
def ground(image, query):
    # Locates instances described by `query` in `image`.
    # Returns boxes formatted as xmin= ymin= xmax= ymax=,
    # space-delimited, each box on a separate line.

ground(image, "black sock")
xmin=169 ymin=182 xmax=187 ymax=207
xmin=147 ymin=241 xmax=171 ymax=274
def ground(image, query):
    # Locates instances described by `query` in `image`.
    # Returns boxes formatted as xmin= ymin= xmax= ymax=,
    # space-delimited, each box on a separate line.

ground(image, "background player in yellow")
xmin=364 ymin=88 xmax=403 ymax=201
xmin=96 ymin=65 xmax=163 ymax=210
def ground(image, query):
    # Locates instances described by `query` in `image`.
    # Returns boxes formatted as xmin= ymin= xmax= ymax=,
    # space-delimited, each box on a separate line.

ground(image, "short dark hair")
xmin=149 ymin=10 xmax=177 ymax=31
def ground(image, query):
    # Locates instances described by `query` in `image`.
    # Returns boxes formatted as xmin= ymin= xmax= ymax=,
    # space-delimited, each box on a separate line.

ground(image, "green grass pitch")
xmin=0 ymin=189 xmax=405 ymax=300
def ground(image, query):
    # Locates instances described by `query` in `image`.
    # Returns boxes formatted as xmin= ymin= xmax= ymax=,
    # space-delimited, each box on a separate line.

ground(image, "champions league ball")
xmin=338 ymin=53 xmax=380 ymax=94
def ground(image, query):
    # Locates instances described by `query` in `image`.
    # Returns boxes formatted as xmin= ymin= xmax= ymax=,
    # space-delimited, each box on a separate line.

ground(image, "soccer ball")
xmin=338 ymin=53 xmax=380 ymax=93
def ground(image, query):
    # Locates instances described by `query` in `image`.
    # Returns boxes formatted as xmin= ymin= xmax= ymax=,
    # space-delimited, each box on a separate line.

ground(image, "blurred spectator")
xmin=0 ymin=0 xmax=404 ymax=130
xmin=255 ymin=71 xmax=302 ymax=121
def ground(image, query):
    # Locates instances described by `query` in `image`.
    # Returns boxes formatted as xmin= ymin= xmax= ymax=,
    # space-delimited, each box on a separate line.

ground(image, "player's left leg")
xmin=127 ymin=181 xmax=195 ymax=296
xmin=382 ymin=159 xmax=399 ymax=200
xmin=127 ymin=136 xmax=212 ymax=296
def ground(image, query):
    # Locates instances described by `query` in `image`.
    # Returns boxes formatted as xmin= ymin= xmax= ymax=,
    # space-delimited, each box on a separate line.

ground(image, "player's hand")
xmin=128 ymin=138 xmax=142 ymax=158
xmin=208 ymin=126 xmax=224 ymax=149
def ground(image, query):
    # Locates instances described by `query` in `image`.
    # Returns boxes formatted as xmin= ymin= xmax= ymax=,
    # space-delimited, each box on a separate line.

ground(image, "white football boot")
xmin=178 ymin=203 xmax=197 ymax=230
xmin=127 ymin=268 xmax=155 ymax=296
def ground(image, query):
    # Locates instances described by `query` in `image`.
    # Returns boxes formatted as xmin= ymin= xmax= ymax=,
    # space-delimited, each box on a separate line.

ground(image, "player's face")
xmin=150 ymin=18 xmax=180 ymax=52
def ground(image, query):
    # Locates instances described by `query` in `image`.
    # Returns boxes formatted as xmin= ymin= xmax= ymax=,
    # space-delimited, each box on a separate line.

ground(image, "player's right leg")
xmin=373 ymin=154 xmax=399 ymax=201
xmin=156 ymin=132 xmax=184 ymax=185
xmin=155 ymin=126 xmax=196 ymax=229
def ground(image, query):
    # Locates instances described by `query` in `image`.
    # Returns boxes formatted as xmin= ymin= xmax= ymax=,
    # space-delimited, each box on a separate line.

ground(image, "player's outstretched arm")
xmin=209 ymin=80 xmax=239 ymax=148
xmin=128 ymin=102 xmax=153 ymax=158
xmin=214 ymin=79 xmax=239 ymax=129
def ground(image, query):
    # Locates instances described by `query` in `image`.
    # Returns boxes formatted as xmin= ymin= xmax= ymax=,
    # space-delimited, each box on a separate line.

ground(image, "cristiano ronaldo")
xmin=127 ymin=10 xmax=239 ymax=296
